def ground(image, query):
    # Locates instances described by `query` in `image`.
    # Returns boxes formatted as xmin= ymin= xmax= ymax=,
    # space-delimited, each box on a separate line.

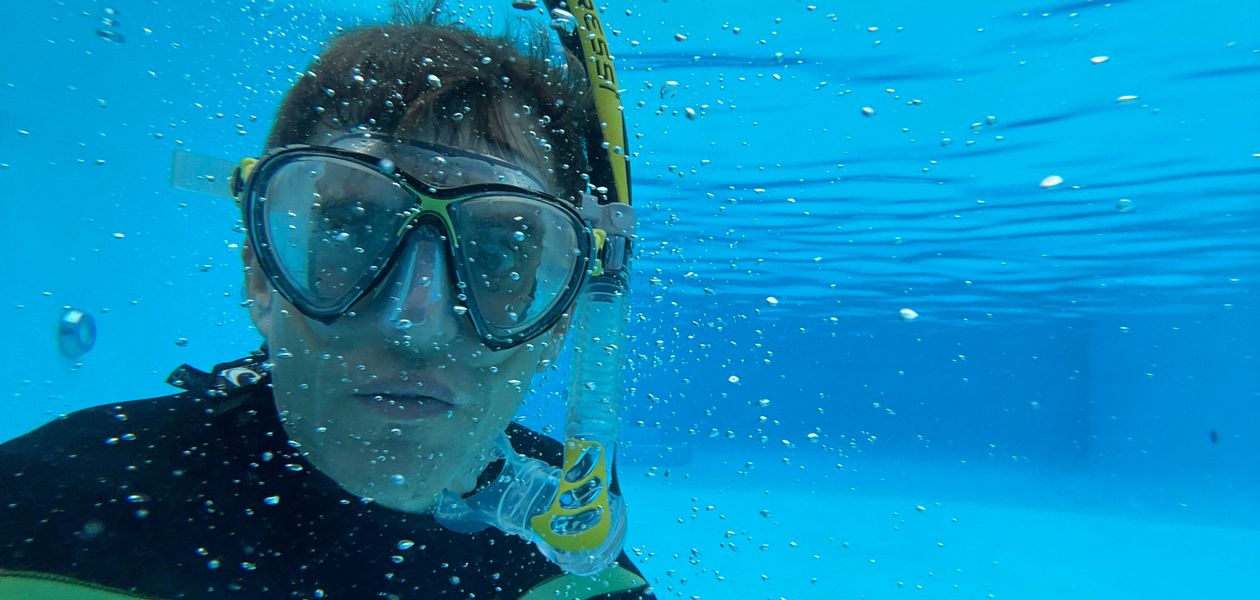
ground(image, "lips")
xmin=351 ymin=388 xmax=461 ymax=422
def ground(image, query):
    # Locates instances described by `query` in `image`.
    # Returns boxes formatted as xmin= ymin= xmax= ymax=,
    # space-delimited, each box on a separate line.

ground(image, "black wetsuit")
xmin=0 ymin=356 xmax=653 ymax=599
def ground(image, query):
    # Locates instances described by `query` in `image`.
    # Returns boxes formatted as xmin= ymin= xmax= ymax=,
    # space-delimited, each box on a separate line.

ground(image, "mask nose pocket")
xmin=380 ymin=225 xmax=451 ymax=331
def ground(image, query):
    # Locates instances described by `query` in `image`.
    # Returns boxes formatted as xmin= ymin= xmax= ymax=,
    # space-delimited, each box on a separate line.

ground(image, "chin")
xmin=321 ymin=453 xmax=452 ymax=512
xmin=364 ymin=481 xmax=445 ymax=514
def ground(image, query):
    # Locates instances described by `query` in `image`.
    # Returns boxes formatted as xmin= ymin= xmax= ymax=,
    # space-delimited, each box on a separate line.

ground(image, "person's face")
xmin=243 ymin=117 xmax=570 ymax=514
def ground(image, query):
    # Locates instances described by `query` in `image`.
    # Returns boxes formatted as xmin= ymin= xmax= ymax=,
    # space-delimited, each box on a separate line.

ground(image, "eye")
xmin=317 ymin=201 xmax=375 ymax=245
xmin=467 ymin=239 xmax=519 ymax=277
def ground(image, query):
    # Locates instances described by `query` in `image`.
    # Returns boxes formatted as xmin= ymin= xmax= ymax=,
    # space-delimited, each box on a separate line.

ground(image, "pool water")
xmin=5 ymin=0 xmax=1259 ymax=598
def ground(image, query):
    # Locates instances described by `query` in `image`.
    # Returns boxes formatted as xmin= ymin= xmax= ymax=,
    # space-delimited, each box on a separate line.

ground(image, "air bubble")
xmin=95 ymin=29 xmax=125 ymax=43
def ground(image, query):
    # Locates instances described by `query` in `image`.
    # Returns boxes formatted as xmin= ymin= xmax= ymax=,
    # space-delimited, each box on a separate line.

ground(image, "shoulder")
xmin=0 ymin=382 xmax=277 ymax=523
xmin=0 ymin=393 xmax=214 ymax=477
xmin=0 ymin=363 xmax=281 ymax=585
xmin=1 ymin=355 xmax=272 ymax=471
xmin=0 ymin=380 xmax=272 ymax=472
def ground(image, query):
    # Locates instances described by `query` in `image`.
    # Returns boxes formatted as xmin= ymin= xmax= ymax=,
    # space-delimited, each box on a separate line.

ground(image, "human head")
xmin=242 ymin=12 xmax=597 ymax=513
xmin=265 ymin=17 xmax=592 ymax=196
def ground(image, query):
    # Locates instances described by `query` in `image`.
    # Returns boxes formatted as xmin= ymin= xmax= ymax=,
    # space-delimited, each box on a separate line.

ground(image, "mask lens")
xmin=450 ymin=195 xmax=585 ymax=338
xmin=254 ymin=155 xmax=415 ymax=313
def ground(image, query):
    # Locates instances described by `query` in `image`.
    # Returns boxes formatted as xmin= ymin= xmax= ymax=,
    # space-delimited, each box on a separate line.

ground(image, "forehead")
xmin=321 ymin=132 xmax=553 ymax=194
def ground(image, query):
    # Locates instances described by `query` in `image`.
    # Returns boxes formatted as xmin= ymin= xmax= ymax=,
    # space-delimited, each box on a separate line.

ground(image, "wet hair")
xmin=265 ymin=7 xmax=595 ymax=199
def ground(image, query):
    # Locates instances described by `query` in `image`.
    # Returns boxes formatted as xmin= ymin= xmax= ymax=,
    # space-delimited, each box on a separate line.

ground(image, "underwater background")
xmin=5 ymin=0 xmax=1259 ymax=597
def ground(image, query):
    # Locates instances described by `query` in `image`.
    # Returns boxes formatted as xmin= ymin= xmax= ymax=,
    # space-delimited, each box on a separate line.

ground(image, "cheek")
xmin=266 ymin=318 xmax=360 ymax=427
xmin=270 ymin=358 xmax=336 ymax=428
xmin=475 ymin=347 xmax=545 ymax=418
xmin=264 ymin=298 xmax=317 ymax=352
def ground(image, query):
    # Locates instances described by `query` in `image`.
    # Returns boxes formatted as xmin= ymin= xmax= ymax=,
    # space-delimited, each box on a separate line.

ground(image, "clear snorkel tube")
xmin=435 ymin=0 xmax=636 ymax=576
xmin=538 ymin=198 xmax=635 ymax=569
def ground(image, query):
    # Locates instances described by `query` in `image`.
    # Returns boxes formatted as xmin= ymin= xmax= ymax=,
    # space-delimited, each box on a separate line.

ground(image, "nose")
xmin=353 ymin=224 xmax=467 ymax=349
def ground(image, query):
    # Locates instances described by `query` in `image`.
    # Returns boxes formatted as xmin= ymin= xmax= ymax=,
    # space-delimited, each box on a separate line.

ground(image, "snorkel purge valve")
xmin=435 ymin=0 xmax=636 ymax=575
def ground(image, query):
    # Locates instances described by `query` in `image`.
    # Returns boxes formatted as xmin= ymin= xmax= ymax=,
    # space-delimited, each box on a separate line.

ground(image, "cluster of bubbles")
xmin=93 ymin=7 xmax=124 ymax=43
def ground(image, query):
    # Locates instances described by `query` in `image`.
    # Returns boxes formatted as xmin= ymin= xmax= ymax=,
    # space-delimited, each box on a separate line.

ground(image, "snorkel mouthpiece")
xmin=435 ymin=434 xmax=628 ymax=576
xmin=435 ymin=435 xmax=559 ymax=538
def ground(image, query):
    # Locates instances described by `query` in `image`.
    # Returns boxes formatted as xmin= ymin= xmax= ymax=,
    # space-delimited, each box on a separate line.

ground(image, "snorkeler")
xmin=0 ymin=3 xmax=650 ymax=598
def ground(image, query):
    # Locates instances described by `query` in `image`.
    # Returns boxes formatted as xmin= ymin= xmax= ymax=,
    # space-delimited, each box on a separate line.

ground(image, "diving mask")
xmin=236 ymin=132 xmax=594 ymax=350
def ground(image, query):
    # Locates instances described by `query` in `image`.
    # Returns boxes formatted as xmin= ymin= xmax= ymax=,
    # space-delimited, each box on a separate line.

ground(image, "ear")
xmin=242 ymin=243 xmax=275 ymax=339
xmin=534 ymin=312 xmax=572 ymax=372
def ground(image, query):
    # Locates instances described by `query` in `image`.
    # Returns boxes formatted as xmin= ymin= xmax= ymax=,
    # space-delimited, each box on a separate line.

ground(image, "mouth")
xmin=351 ymin=391 xmax=459 ymax=422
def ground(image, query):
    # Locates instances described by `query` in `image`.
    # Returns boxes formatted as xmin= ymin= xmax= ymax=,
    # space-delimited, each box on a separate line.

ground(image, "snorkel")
xmin=540 ymin=0 xmax=635 ymax=560
xmin=534 ymin=0 xmax=635 ymax=567
xmin=435 ymin=0 xmax=636 ymax=575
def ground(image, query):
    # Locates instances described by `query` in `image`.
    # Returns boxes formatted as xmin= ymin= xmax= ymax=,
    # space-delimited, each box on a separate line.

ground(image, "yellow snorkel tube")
xmin=526 ymin=0 xmax=636 ymax=572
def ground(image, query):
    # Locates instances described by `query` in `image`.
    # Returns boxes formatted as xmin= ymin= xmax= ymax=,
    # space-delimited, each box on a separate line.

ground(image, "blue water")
xmin=4 ymin=0 xmax=1259 ymax=598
